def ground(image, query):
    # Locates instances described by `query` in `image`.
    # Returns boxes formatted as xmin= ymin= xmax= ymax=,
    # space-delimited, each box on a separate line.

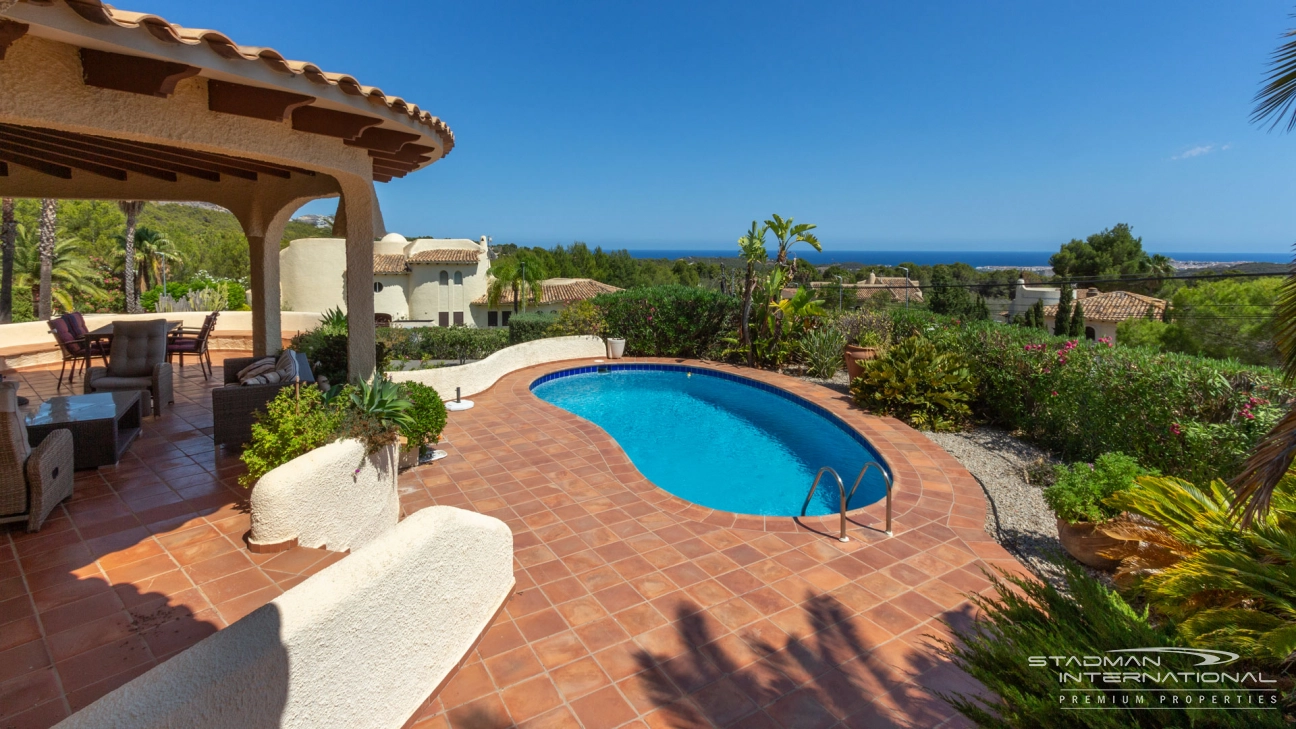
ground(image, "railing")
xmin=801 ymin=461 xmax=894 ymax=542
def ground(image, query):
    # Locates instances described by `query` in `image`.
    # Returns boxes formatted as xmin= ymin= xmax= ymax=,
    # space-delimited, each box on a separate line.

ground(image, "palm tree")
xmin=38 ymin=198 xmax=56 ymax=319
xmin=764 ymin=214 xmax=821 ymax=269
xmin=112 ymin=225 xmax=174 ymax=294
xmin=485 ymin=253 xmax=544 ymax=314
xmin=737 ymin=221 xmax=768 ymax=366
xmin=1230 ymin=20 xmax=1296 ymax=523
xmin=117 ymin=200 xmax=144 ymax=313
xmin=13 ymin=223 xmax=103 ymax=314
xmin=0 ymin=198 xmax=14 ymax=324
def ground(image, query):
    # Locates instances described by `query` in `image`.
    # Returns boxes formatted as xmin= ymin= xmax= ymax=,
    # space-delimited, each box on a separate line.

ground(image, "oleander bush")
xmin=593 ymin=285 xmax=739 ymax=358
xmin=378 ymin=326 xmax=509 ymax=362
xmin=851 ymin=335 xmax=976 ymax=431
xmin=551 ymin=300 xmax=605 ymax=337
xmin=1042 ymin=452 xmax=1154 ymax=524
xmin=508 ymin=312 xmax=558 ymax=344
xmin=889 ymin=310 xmax=1291 ymax=484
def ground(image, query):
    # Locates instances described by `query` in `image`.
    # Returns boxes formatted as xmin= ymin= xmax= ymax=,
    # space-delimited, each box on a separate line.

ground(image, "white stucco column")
xmin=338 ymin=177 xmax=377 ymax=380
xmin=236 ymin=198 xmax=306 ymax=357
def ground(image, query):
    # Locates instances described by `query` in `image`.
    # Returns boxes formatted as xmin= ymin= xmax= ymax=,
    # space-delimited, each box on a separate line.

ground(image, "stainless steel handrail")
xmin=801 ymin=461 xmax=894 ymax=541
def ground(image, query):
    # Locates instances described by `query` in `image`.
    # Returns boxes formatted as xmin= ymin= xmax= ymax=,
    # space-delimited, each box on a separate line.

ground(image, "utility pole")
xmin=899 ymin=266 xmax=910 ymax=310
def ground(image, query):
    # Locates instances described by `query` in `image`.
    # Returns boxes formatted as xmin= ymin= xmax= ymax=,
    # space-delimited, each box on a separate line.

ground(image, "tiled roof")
xmin=473 ymin=278 xmax=622 ymax=306
xmin=809 ymin=279 xmax=924 ymax=303
xmin=18 ymin=0 xmax=454 ymax=154
xmin=407 ymin=249 xmax=481 ymax=264
xmin=373 ymin=254 xmax=408 ymax=275
xmin=1044 ymin=290 xmax=1166 ymax=323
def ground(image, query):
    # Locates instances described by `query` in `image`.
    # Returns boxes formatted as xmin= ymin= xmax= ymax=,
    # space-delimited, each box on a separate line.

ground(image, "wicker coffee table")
xmin=26 ymin=391 xmax=142 ymax=470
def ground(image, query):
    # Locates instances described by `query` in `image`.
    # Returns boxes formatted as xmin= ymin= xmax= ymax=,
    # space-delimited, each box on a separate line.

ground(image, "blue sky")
xmin=139 ymin=1 xmax=1296 ymax=253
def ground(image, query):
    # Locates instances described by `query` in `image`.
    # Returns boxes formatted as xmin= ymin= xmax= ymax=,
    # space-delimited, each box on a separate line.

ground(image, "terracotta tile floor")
xmin=3 ymin=353 xmax=1030 ymax=728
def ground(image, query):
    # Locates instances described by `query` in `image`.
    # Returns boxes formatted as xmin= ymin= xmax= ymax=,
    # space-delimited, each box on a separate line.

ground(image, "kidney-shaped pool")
xmin=530 ymin=364 xmax=890 ymax=517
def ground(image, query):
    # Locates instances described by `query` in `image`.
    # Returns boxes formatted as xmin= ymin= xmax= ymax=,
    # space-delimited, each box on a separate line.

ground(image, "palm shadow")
xmin=631 ymin=592 xmax=985 ymax=727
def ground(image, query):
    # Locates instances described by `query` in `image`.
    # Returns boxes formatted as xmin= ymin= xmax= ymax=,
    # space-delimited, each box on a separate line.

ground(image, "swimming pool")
xmin=530 ymin=365 xmax=889 ymax=517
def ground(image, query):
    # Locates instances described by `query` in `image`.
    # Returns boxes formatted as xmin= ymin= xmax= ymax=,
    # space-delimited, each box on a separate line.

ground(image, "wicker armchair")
xmin=85 ymin=320 xmax=174 ymax=417
xmin=0 ymin=382 xmax=74 ymax=532
xmin=213 ymin=356 xmax=290 ymax=449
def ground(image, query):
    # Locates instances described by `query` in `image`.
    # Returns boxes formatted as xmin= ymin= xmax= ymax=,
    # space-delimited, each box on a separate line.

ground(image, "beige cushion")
xmin=237 ymin=357 xmax=276 ymax=385
xmin=0 ymin=383 xmax=29 ymax=461
xmin=107 ymin=320 xmax=168 ymax=378
xmin=274 ymin=349 xmax=299 ymax=384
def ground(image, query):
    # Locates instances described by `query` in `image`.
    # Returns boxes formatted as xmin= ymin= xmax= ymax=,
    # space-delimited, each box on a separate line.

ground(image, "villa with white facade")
xmin=281 ymin=233 xmax=619 ymax=327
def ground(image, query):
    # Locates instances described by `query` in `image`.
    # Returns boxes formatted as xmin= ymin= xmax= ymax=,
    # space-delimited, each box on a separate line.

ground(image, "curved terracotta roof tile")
xmin=408 ymin=249 xmax=483 ymax=264
xmin=22 ymin=0 xmax=455 ymax=155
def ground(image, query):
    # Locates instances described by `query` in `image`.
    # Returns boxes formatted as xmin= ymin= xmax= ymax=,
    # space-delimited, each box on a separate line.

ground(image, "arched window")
xmin=373 ymin=282 xmax=383 ymax=293
xmin=453 ymin=271 xmax=463 ymax=285
xmin=1085 ymin=326 xmax=1096 ymax=341
xmin=439 ymin=271 xmax=449 ymax=286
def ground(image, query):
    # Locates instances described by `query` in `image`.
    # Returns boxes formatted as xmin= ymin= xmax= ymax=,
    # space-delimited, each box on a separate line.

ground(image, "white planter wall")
xmin=248 ymin=439 xmax=399 ymax=552
xmin=56 ymin=506 xmax=515 ymax=729
xmin=388 ymin=335 xmax=605 ymax=400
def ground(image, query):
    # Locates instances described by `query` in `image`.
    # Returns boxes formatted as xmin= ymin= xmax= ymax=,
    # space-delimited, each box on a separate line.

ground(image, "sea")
xmin=623 ymin=249 xmax=1291 ymax=268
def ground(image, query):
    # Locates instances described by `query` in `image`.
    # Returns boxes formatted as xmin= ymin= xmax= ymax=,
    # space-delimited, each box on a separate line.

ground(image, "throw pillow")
xmin=274 ymin=349 xmax=299 ymax=384
xmin=292 ymin=350 xmax=315 ymax=383
xmin=237 ymin=356 xmax=276 ymax=385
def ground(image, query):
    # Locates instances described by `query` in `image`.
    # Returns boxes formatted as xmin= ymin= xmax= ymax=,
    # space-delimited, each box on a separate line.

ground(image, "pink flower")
xmin=1170 ymin=423 xmax=1182 ymax=436
xmin=1244 ymin=412 xmax=1255 ymax=420
xmin=1051 ymin=391 xmax=1058 ymax=396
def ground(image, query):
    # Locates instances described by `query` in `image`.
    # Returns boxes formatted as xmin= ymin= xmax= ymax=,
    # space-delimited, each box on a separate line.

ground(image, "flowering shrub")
xmin=851 ymin=335 xmax=977 ymax=431
xmin=940 ymin=317 xmax=1289 ymax=484
xmin=593 ymin=286 xmax=738 ymax=358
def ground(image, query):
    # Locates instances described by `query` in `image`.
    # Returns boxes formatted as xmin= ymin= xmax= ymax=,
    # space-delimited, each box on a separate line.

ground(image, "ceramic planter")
xmin=844 ymin=346 xmax=880 ymax=383
xmin=606 ymin=338 xmax=626 ymax=359
xmin=397 ymin=435 xmax=419 ymax=471
xmin=1055 ymin=518 xmax=1123 ymax=570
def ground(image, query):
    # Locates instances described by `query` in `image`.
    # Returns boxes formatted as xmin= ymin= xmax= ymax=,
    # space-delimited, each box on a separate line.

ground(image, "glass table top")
xmin=25 ymin=391 xmax=139 ymax=425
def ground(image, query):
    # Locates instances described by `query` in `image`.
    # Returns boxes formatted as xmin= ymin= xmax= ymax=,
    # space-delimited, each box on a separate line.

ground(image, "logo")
xmin=1027 ymin=647 xmax=1279 ymax=711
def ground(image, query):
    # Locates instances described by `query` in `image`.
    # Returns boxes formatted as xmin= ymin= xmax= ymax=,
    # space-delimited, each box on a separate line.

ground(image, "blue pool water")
xmin=531 ymin=366 xmax=888 ymax=517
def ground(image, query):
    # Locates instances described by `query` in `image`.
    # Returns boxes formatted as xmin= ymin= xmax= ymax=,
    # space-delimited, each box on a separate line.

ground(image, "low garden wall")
xmin=389 ymin=335 xmax=606 ymax=399
xmin=57 ymin=506 xmax=514 ymax=729
xmin=248 ymin=439 xmax=400 ymax=553
xmin=0 ymin=311 xmax=325 ymax=369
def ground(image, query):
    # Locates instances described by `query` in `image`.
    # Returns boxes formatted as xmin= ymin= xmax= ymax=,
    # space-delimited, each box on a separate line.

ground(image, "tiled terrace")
xmin=3 ymin=353 xmax=1029 ymax=728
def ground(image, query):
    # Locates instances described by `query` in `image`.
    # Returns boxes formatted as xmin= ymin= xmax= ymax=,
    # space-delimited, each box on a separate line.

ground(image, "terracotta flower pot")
xmin=844 ymin=346 xmax=880 ymax=383
xmin=1056 ymin=518 xmax=1123 ymax=570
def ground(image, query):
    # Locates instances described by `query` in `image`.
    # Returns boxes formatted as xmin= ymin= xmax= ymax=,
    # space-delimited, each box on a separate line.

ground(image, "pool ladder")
xmin=801 ymin=462 xmax=893 ymax=542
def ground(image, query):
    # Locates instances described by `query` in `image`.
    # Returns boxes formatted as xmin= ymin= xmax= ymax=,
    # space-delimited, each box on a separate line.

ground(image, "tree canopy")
xmin=1048 ymin=223 xmax=1169 ymax=292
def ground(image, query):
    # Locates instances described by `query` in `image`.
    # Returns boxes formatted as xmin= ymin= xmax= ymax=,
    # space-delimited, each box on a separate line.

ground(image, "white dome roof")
xmin=380 ymin=233 xmax=408 ymax=244
xmin=375 ymin=232 xmax=409 ymax=255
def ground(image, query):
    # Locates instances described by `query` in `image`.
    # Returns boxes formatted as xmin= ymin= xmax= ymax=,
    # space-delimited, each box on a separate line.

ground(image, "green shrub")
xmin=239 ymin=385 xmax=344 ymax=487
xmin=400 ymin=382 xmax=447 ymax=448
xmin=594 ymin=285 xmax=739 ymax=358
xmin=801 ymin=327 xmax=845 ymax=379
xmin=508 ymin=312 xmax=557 ymax=344
xmin=10 ymin=289 xmax=34 ymax=322
xmin=551 ymin=300 xmax=604 ymax=337
xmin=831 ymin=310 xmax=891 ymax=347
xmin=1104 ymin=474 xmax=1296 ymax=664
xmin=919 ymin=312 xmax=1291 ymax=484
xmin=378 ymin=326 xmax=508 ymax=362
xmin=291 ymin=330 xmax=389 ymax=385
xmin=851 ymin=335 xmax=976 ymax=431
xmin=1043 ymin=452 xmax=1152 ymax=524
xmin=936 ymin=560 xmax=1286 ymax=728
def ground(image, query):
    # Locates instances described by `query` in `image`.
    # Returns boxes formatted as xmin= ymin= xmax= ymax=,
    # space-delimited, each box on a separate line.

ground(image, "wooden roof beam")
xmin=292 ymin=106 xmax=382 ymax=140
xmin=0 ymin=19 xmax=28 ymax=61
xmin=79 ymin=48 xmax=199 ymax=98
xmin=345 ymin=127 xmax=422 ymax=153
xmin=0 ymin=124 xmax=255 ymax=181
xmin=0 ymin=150 xmax=72 ymax=180
xmin=0 ymin=140 xmax=126 ymax=180
xmin=0 ymin=129 xmax=177 ymax=181
xmin=208 ymin=79 xmax=315 ymax=122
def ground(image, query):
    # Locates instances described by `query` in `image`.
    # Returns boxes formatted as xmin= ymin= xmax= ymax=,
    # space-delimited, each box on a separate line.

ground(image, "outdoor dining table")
xmin=83 ymin=320 xmax=182 ymax=371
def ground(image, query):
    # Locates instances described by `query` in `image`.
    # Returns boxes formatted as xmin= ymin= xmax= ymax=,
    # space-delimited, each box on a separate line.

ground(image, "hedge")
xmin=508 ymin=312 xmax=558 ymax=344
xmin=900 ymin=311 xmax=1291 ymax=483
xmin=377 ymin=326 xmax=509 ymax=362
xmin=593 ymin=286 xmax=738 ymax=358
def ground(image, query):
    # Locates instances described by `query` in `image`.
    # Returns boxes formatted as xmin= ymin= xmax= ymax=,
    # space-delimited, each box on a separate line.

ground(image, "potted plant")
xmin=398 ymin=382 xmax=448 ymax=469
xmin=1042 ymin=452 xmax=1149 ymax=569
xmin=605 ymin=332 xmax=626 ymax=359
xmin=844 ymin=330 xmax=884 ymax=382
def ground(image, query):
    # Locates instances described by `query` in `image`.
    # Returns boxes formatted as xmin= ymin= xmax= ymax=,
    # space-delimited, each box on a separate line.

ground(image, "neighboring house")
xmin=472 ymin=278 xmax=622 ymax=327
xmin=807 ymin=273 xmax=923 ymax=305
xmin=280 ymin=234 xmax=621 ymax=327
xmin=1044 ymin=288 xmax=1166 ymax=342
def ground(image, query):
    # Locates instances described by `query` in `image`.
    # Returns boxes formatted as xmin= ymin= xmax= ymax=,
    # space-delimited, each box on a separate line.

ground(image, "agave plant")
xmin=800 ymin=326 xmax=845 ymax=379
xmin=350 ymin=372 xmax=414 ymax=431
xmin=318 ymin=306 xmax=348 ymax=336
xmin=1101 ymin=474 xmax=1296 ymax=662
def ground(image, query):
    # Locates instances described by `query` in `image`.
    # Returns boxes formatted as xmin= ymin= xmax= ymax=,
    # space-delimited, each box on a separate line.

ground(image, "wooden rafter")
xmin=345 ymin=127 xmax=422 ymax=154
xmin=79 ymin=48 xmax=199 ymax=98
xmin=208 ymin=80 xmax=315 ymax=122
xmin=0 ymin=125 xmax=220 ymax=181
xmin=292 ymin=106 xmax=381 ymax=140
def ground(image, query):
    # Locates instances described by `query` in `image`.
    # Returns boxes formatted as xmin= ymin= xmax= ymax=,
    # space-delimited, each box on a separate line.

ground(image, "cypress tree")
xmin=1069 ymin=302 xmax=1085 ymax=337
xmin=1053 ymin=285 xmax=1072 ymax=336
xmin=1031 ymin=300 xmax=1046 ymax=330
xmin=973 ymin=295 xmax=990 ymax=321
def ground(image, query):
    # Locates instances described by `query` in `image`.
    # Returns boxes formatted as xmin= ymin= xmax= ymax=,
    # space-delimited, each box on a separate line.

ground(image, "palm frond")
xmin=1230 ymin=407 xmax=1296 ymax=525
xmin=1253 ymin=27 xmax=1296 ymax=132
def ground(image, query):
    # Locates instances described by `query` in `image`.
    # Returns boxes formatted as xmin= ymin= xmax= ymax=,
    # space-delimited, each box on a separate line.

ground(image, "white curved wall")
xmin=389 ymin=335 xmax=606 ymax=399
xmin=281 ymin=238 xmax=348 ymax=314
xmin=56 ymin=506 xmax=515 ymax=729
xmin=249 ymin=440 xmax=399 ymax=553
